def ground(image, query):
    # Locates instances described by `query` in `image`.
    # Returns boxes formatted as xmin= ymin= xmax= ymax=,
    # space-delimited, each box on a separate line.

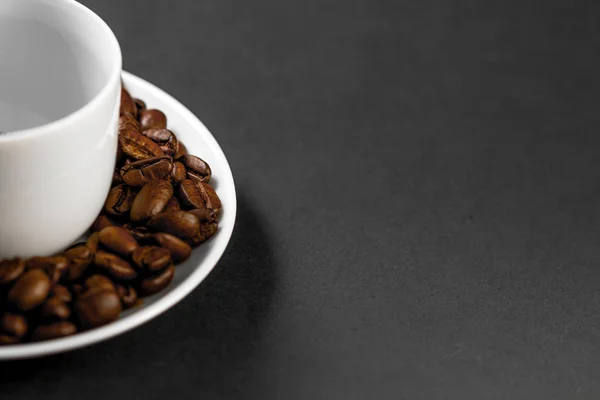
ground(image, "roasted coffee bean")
xmin=178 ymin=155 xmax=211 ymax=183
xmin=25 ymin=256 xmax=68 ymax=271
xmin=139 ymin=109 xmax=167 ymax=130
xmin=99 ymin=226 xmax=139 ymax=257
xmin=105 ymin=184 xmax=137 ymax=217
xmin=119 ymin=128 xmax=164 ymax=160
xmin=142 ymin=128 xmax=174 ymax=144
xmin=116 ymin=284 xmax=138 ymax=309
xmin=32 ymin=321 xmax=77 ymax=341
xmin=152 ymin=233 xmax=192 ymax=264
xmin=198 ymin=220 xmax=219 ymax=244
xmin=91 ymin=215 xmax=115 ymax=232
xmin=64 ymin=244 xmax=93 ymax=261
xmin=0 ymin=258 xmax=25 ymax=285
xmin=94 ymin=251 xmax=137 ymax=281
xmin=120 ymin=88 xmax=137 ymax=117
xmin=178 ymin=181 xmax=221 ymax=213
xmin=197 ymin=181 xmax=222 ymax=213
xmin=64 ymin=244 xmax=93 ymax=282
xmin=132 ymin=246 xmax=171 ymax=273
xmin=188 ymin=208 xmax=217 ymax=222
xmin=178 ymin=179 xmax=205 ymax=210
xmin=64 ymin=241 xmax=87 ymax=252
xmin=84 ymin=275 xmax=115 ymax=291
xmin=133 ymin=98 xmax=146 ymax=112
xmin=8 ymin=269 xmax=52 ymax=312
xmin=119 ymin=114 xmax=141 ymax=131
xmin=139 ymin=265 xmax=175 ymax=296
xmin=86 ymin=232 xmax=100 ymax=253
xmin=41 ymin=297 xmax=71 ymax=320
xmin=164 ymin=196 xmax=181 ymax=212
xmin=120 ymin=156 xmax=173 ymax=187
xmin=170 ymin=161 xmax=186 ymax=184
xmin=143 ymin=128 xmax=178 ymax=156
xmin=147 ymin=211 xmax=201 ymax=245
xmin=75 ymin=285 xmax=122 ymax=329
xmin=130 ymin=179 xmax=174 ymax=222
xmin=122 ymin=224 xmax=153 ymax=242
xmin=26 ymin=256 xmax=68 ymax=283
xmin=50 ymin=285 xmax=72 ymax=303
xmin=112 ymin=169 xmax=124 ymax=186
xmin=0 ymin=313 xmax=28 ymax=339
xmin=188 ymin=208 xmax=219 ymax=244
xmin=175 ymin=141 xmax=188 ymax=159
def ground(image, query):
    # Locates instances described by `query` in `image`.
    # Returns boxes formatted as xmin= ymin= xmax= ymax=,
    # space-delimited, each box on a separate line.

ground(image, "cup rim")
xmin=0 ymin=0 xmax=122 ymax=143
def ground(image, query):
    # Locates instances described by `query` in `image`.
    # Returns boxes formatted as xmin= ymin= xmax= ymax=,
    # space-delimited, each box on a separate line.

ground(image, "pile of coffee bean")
xmin=0 ymin=87 xmax=221 ymax=345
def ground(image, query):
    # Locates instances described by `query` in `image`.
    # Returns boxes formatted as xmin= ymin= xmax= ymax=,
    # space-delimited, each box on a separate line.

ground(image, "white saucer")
xmin=0 ymin=71 xmax=237 ymax=360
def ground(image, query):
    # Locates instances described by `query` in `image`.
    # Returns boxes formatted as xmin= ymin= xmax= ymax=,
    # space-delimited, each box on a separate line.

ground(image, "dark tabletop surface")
xmin=4 ymin=0 xmax=600 ymax=399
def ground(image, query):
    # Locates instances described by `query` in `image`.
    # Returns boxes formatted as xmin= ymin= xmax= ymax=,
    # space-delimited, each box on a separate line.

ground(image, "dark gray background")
xmin=3 ymin=0 xmax=600 ymax=399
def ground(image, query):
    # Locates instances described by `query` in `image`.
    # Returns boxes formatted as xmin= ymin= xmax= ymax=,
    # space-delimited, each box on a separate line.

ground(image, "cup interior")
xmin=0 ymin=0 xmax=120 ymax=133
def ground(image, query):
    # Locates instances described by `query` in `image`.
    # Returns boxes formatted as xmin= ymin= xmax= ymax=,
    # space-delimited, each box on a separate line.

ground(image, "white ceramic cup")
xmin=0 ymin=0 xmax=122 ymax=258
